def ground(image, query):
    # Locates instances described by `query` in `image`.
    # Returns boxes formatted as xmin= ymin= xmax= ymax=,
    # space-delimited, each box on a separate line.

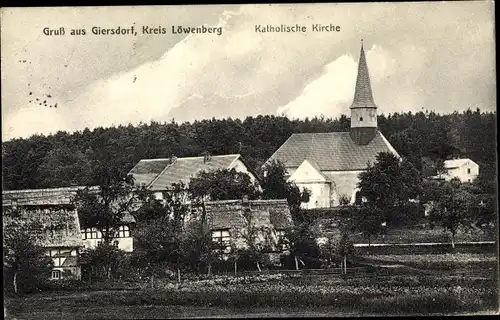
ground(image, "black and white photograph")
xmin=1 ymin=2 xmax=498 ymax=318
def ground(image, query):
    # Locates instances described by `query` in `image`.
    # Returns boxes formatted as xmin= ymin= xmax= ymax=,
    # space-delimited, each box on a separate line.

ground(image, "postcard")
xmin=2 ymin=3 xmax=498 ymax=318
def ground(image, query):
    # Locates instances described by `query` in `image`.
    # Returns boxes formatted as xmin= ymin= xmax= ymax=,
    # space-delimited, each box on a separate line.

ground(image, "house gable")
xmin=228 ymin=156 xmax=260 ymax=185
xmin=288 ymin=159 xmax=330 ymax=183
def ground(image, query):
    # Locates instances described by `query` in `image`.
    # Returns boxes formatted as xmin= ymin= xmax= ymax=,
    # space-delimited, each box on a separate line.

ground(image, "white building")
xmin=128 ymin=153 xmax=260 ymax=201
xmin=265 ymin=42 xmax=400 ymax=209
xmin=440 ymin=158 xmax=479 ymax=183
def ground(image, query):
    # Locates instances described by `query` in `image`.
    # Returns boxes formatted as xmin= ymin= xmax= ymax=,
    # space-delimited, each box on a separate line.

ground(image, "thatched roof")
xmin=205 ymin=199 xmax=293 ymax=231
xmin=2 ymin=186 xmax=86 ymax=207
xmin=3 ymin=188 xmax=83 ymax=248
xmin=2 ymin=186 xmax=136 ymax=247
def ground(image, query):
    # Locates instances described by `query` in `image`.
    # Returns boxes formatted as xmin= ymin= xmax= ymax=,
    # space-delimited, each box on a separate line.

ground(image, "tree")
xmin=261 ymin=160 xmax=310 ymax=222
xmin=3 ymin=110 xmax=496 ymax=195
xmin=180 ymin=219 xmax=218 ymax=276
xmin=282 ymin=222 xmax=321 ymax=270
xmin=37 ymin=146 xmax=92 ymax=188
xmin=80 ymin=243 xmax=130 ymax=280
xmin=358 ymin=152 xmax=422 ymax=225
xmin=338 ymin=194 xmax=351 ymax=206
xmin=72 ymin=175 xmax=137 ymax=245
xmin=132 ymin=187 xmax=190 ymax=282
xmin=235 ymin=206 xmax=274 ymax=272
xmin=321 ymin=229 xmax=354 ymax=274
xmin=189 ymin=168 xmax=261 ymax=201
xmin=427 ymin=178 xmax=480 ymax=248
xmin=350 ymin=205 xmax=386 ymax=246
xmin=3 ymin=213 xmax=53 ymax=294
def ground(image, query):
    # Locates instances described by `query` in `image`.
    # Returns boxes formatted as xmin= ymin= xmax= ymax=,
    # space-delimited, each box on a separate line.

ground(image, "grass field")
xmin=350 ymin=225 xmax=496 ymax=244
xmin=5 ymin=253 xmax=498 ymax=318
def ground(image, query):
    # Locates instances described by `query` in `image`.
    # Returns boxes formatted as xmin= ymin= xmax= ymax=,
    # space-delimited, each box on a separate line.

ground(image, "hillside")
xmin=2 ymin=109 xmax=496 ymax=191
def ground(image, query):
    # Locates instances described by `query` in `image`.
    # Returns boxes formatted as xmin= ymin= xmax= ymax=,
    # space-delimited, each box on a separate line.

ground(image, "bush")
xmin=80 ymin=244 xmax=131 ymax=281
xmin=386 ymin=203 xmax=424 ymax=227
xmin=43 ymin=279 xmax=92 ymax=292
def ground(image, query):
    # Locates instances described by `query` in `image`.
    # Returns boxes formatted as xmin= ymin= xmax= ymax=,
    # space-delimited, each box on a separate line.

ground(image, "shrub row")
xmin=8 ymin=279 xmax=496 ymax=315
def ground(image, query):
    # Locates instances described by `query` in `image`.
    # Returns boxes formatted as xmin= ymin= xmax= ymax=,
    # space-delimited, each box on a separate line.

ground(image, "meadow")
xmin=5 ymin=251 xmax=498 ymax=319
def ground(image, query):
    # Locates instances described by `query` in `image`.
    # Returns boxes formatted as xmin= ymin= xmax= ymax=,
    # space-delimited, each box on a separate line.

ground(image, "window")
xmin=51 ymin=270 xmax=61 ymax=280
xmin=48 ymin=249 xmax=66 ymax=267
xmin=212 ymin=229 xmax=231 ymax=255
xmin=359 ymin=117 xmax=363 ymax=121
xmin=83 ymin=227 xmax=99 ymax=239
xmin=275 ymin=230 xmax=287 ymax=250
xmin=467 ymin=168 xmax=471 ymax=174
xmin=115 ymin=225 xmax=130 ymax=238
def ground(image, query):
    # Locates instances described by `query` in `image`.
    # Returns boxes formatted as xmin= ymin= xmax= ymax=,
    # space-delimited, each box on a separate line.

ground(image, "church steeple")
xmin=350 ymin=40 xmax=378 ymax=145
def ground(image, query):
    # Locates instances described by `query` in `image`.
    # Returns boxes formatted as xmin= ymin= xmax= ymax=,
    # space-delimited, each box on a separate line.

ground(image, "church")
xmin=266 ymin=42 xmax=400 ymax=209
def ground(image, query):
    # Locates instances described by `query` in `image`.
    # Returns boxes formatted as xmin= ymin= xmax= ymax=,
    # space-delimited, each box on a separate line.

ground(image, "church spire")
xmin=350 ymin=40 xmax=378 ymax=145
xmin=351 ymin=40 xmax=377 ymax=110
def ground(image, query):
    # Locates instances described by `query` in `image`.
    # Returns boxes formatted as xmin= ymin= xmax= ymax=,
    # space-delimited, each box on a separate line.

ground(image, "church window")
xmin=467 ymin=168 xmax=471 ymax=174
xmin=359 ymin=117 xmax=363 ymax=121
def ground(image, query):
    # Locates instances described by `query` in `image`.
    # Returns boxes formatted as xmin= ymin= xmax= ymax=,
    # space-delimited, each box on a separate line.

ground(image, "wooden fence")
xmin=208 ymin=266 xmax=380 ymax=277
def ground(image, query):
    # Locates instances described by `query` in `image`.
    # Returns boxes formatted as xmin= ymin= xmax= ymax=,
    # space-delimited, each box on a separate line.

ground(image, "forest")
xmin=1 ymin=108 xmax=496 ymax=191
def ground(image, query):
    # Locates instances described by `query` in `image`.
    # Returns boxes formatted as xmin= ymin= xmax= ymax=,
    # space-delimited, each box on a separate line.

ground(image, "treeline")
xmin=2 ymin=108 xmax=496 ymax=190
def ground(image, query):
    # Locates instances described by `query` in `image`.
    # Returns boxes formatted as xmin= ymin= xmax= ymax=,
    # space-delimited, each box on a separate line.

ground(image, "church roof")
xmin=129 ymin=154 xmax=245 ymax=191
xmin=267 ymin=131 xmax=399 ymax=171
xmin=351 ymin=41 xmax=377 ymax=109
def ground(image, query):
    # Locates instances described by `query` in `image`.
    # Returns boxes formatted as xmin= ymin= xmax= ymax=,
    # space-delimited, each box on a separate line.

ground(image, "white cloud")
xmin=277 ymin=45 xmax=397 ymax=119
xmin=2 ymin=4 xmax=495 ymax=140
xmin=3 ymin=10 xmax=244 ymax=139
xmin=276 ymin=54 xmax=357 ymax=119
xmin=2 ymin=105 xmax=69 ymax=138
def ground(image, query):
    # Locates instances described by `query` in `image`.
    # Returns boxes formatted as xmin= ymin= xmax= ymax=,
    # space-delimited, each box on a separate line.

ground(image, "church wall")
xmin=323 ymin=170 xmax=364 ymax=206
xmin=297 ymin=182 xmax=331 ymax=209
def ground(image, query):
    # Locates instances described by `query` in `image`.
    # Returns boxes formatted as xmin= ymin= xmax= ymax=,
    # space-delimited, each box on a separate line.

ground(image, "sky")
xmin=1 ymin=2 xmax=496 ymax=141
